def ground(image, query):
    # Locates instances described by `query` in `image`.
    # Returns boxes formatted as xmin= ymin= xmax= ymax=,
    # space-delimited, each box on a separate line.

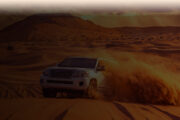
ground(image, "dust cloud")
xmin=94 ymin=50 xmax=180 ymax=105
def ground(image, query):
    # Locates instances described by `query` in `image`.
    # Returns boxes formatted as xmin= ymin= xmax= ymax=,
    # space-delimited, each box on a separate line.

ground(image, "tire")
xmin=87 ymin=79 xmax=97 ymax=98
xmin=42 ymin=88 xmax=57 ymax=98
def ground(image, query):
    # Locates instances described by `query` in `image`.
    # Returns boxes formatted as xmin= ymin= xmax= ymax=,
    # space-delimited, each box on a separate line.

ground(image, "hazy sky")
xmin=0 ymin=0 xmax=180 ymax=13
xmin=78 ymin=13 xmax=180 ymax=27
xmin=0 ymin=0 xmax=180 ymax=28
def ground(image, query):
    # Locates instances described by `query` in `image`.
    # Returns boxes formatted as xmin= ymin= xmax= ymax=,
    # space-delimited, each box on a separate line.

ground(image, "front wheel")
xmin=87 ymin=79 xmax=97 ymax=98
xmin=42 ymin=88 xmax=57 ymax=98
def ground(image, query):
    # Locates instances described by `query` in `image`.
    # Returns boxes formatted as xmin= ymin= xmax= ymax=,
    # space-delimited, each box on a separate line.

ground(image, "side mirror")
xmin=96 ymin=66 xmax=105 ymax=71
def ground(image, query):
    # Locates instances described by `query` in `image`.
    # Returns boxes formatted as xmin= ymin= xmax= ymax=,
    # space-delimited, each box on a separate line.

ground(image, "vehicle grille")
xmin=47 ymin=80 xmax=73 ymax=84
xmin=50 ymin=69 xmax=73 ymax=79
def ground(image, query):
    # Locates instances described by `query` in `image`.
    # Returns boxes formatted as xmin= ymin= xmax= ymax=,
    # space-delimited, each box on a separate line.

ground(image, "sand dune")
xmin=1 ymin=13 xmax=180 ymax=119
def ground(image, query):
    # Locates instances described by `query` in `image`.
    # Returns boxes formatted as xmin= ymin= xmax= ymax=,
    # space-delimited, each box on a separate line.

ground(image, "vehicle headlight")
xmin=73 ymin=71 xmax=89 ymax=78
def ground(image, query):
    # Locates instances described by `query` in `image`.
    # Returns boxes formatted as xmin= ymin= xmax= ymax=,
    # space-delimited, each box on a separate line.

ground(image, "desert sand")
xmin=1 ymin=14 xmax=180 ymax=119
xmin=1 ymin=99 xmax=180 ymax=120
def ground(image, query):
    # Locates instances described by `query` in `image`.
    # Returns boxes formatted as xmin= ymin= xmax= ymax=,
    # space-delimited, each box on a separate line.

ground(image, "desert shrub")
xmin=7 ymin=45 xmax=14 ymax=51
xmin=148 ymin=37 xmax=153 ymax=41
xmin=159 ymin=36 xmax=163 ymax=39
xmin=105 ymin=43 xmax=116 ymax=48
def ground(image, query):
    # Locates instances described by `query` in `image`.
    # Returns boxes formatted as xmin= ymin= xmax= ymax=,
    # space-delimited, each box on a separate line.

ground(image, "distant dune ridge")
xmin=1 ymin=13 xmax=180 ymax=43
xmin=1 ymin=13 xmax=180 ymax=105
xmin=0 ymin=13 xmax=106 ymax=42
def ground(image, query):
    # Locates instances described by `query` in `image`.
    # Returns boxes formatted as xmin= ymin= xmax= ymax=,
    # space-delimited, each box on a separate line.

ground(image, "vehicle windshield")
xmin=58 ymin=58 xmax=97 ymax=69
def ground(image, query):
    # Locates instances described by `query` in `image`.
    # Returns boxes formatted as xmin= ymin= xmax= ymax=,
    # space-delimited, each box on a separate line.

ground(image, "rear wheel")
xmin=87 ymin=79 xmax=97 ymax=98
xmin=42 ymin=88 xmax=57 ymax=98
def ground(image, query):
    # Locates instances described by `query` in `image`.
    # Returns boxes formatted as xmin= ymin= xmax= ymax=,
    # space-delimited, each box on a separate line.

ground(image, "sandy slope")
xmin=0 ymin=98 xmax=180 ymax=120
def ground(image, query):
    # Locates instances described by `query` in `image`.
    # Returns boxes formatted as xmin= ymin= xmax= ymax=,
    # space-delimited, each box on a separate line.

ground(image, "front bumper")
xmin=40 ymin=76 xmax=89 ymax=91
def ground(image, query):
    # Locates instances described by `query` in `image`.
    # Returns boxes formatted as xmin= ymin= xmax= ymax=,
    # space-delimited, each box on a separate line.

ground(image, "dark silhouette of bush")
xmin=105 ymin=43 xmax=116 ymax=48
xmin=7 ymin=45 xmax=14 ymax=51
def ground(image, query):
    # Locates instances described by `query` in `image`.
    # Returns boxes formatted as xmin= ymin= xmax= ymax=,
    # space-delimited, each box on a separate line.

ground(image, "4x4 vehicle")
xmin=40 ymin=57 xmax=105 ymax=98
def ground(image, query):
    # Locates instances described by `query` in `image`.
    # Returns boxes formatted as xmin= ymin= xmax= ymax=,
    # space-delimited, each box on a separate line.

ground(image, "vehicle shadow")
xmin=55 ymin=91 xmax=88 ymax=99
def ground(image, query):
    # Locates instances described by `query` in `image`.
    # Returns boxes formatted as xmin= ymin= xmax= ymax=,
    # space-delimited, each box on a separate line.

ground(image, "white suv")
xmin=40 ymin=57 xmax=105 ymax=98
